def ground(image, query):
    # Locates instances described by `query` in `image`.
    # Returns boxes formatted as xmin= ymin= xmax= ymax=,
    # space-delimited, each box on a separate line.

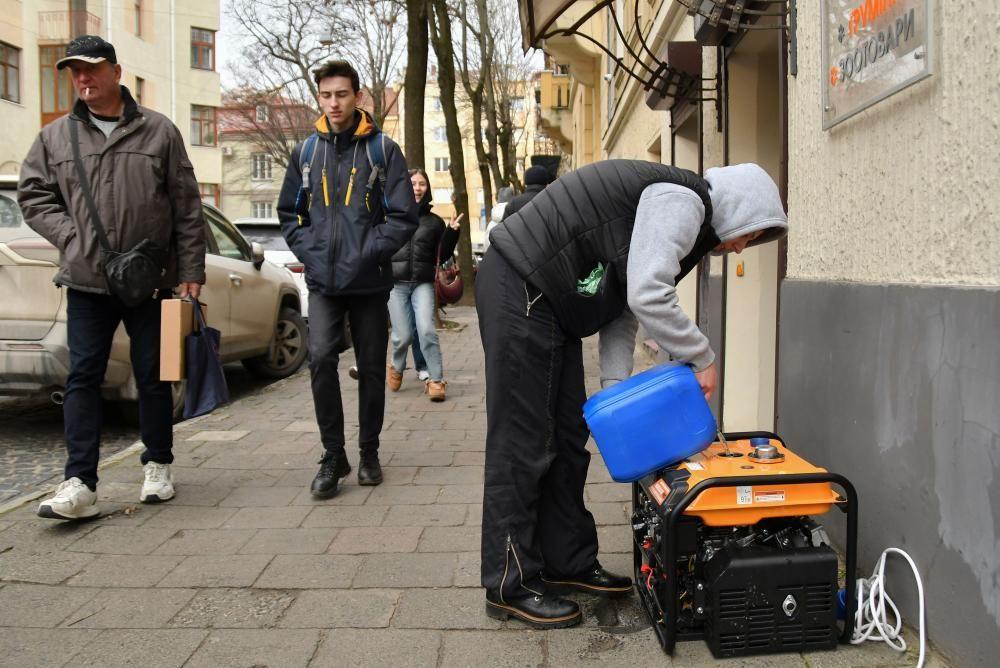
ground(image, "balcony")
xmin=38 ymin=11 xmax=102 ymax=43
xmin=536 ymin=71 xmax=574 ymax=152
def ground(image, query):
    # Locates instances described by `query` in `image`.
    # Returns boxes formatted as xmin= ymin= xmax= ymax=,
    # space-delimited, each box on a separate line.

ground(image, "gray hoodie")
xmin=598 ymin=163 xmax=788 ymax=387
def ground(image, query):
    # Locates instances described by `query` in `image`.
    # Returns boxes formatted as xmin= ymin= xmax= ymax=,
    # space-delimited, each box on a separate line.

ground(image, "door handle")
xmin=228 ymin=273 xmax=242 ymax=286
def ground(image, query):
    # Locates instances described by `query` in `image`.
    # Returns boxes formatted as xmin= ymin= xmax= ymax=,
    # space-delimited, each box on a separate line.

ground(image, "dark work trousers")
xmin=475 ymin=250 xmax=599 ymax=600
xmin=64 ymin=289 xmax=173 ymax=490
xmin=307 ymin=291 xmax=389 ymax=456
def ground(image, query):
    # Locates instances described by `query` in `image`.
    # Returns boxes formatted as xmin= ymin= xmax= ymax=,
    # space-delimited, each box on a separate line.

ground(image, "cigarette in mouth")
xmin=83 ymin=87 xmax=91 ymax=96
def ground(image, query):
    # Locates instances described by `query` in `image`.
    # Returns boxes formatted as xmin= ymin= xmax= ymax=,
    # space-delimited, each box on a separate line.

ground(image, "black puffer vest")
xmin=488 ymin=160 xmax=716 ymax=338
xmin=391 ymin=195 xmax=447 ymax=283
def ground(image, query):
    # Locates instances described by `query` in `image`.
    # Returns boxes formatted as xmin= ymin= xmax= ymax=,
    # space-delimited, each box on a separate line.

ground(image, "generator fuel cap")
xmin=749 ymin=439 xmax=785 ymax=464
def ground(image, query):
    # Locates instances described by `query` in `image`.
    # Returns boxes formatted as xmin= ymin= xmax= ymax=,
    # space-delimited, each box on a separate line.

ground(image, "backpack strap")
xmin=364 ymin=132 xmax=390 ymax=210
xmin=294 ymin=134 xmax=319 ymax=226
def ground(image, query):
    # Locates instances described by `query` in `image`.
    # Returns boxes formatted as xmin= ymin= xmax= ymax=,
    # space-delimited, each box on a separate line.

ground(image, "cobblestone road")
xmin=0 ymin=365 xmax=280 ymax=505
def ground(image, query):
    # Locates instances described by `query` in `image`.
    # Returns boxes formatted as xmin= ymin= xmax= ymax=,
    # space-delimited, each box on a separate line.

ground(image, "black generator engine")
xmin=632 ymin=432 xmax=858 ymax=658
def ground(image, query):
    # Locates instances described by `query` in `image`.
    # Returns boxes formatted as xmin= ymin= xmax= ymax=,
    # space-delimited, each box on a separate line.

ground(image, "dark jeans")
xmin=308 ymin=291 xmax=389 ymax=456
xmin=475 ymin=250 xmax=599 ymax=600
xmin=64 ymin=289 xmax=173 ymax=490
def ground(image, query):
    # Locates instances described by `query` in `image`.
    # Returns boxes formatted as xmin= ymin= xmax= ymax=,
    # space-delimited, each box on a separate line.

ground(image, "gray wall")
xmin=777 ymin=279 xmax=1000 ymax=667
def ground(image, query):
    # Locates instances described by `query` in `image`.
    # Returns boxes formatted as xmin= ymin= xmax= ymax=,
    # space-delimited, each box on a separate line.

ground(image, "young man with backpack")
xmin=277 ymin=61 xmax=417 ymax=498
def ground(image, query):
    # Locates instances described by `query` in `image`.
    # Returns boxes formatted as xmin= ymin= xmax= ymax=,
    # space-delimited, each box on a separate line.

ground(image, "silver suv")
xmin=0 ymin=175 xmax=307 ymax=417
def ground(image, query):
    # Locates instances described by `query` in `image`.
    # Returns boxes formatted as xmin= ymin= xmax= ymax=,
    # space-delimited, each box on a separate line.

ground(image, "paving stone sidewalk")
xmin=0 ymin=306 xmax=938 ymax=667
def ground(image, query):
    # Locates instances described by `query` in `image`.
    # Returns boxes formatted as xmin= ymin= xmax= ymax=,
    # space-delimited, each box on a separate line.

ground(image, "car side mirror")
xmin=251 ymin=241 xmax=266 ymax=269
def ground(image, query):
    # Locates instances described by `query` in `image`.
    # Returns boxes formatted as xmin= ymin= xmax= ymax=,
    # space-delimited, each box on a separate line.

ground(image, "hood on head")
xmin=704 ymin=163 xmax=788 ymax=247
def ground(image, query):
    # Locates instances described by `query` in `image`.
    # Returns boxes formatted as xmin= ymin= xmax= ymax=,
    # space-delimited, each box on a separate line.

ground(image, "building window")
xmin=255 ymin=104 xmax=268 ymax=123
xmin=516 ymin=158 xmax=525 ymax=174
xmin=252 ymin=201 xmax=273 ymax=218
xmin=39 ymin=45 xmax=73 ymax=126
xmin=1 ymin=43 xmax=20 ymax=104
xmin=512 ymin=97 xmax=526 ymax=113
xmin=134 ymin=0 xmax=143 ymax=37
xmin=433 ymin=126 xmax=447 ymax=142
xmin=134 ymin=76 xmax=144 ymax=105
xmin=251 ymin=153 xmax=273 ymax=180
xmin=191 ymin=105 xmax=217 ymax=146
xmin=199 ymin=183 xmax=220 ymax=207
xmin=430 ymin=97 xmax=442 ymax=111
xmin=434 ymin=157 xmax=450 ymax=172
xmin=191 ymin=28 xmax=215 ymax=70
xmin=433 ymin=188 xmax=452 ymax=204
xmin=476 ymin=188 xmax=484 ymax=204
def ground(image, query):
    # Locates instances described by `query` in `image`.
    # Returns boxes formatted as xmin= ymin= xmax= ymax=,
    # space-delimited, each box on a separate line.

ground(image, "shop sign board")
xmin=821 ymin=0 xmax=933 ymax=129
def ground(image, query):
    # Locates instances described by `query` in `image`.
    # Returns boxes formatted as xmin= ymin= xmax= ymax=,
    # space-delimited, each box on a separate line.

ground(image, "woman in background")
xmin=386 ymin=168 xmax=461 ymax=402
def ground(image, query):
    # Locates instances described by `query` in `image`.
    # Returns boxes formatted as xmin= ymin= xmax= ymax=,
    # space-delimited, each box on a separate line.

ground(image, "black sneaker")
xmin=358 ymin=452 xmax=383 ymax=486
xmin=485 ymin=591 xmax=582 ymax=629
xmin=310 ymin=451 xmax=351 ymax=499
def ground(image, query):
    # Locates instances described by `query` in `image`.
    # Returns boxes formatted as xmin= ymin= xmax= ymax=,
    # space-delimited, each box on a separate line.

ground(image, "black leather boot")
xmin=542 ymin=562 xmax=633 ymax=598
xmin=310 ymin=451 xmax=351 ymax=499
xmin=485 ymin=590 xmax=582 ymax=629
xmin=357 ymin=450 xmax=383 ymax=486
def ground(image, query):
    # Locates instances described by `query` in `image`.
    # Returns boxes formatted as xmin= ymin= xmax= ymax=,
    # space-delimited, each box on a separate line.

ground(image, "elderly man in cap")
xmin=18 ymin=36 xmax=206 ymax=520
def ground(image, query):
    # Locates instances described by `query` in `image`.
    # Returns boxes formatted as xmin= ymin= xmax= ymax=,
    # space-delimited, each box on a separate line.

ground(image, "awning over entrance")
xmin=517 ymin=0 xmax=608 ymax=52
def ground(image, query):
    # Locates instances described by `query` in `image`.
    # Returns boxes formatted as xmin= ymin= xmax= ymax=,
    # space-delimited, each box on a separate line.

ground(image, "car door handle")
xmin=228 ymin=273 xmax=242 ymax=286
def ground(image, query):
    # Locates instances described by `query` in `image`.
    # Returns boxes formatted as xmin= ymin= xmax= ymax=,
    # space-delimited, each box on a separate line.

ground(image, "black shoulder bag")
xmin=69 ymin=119 xmax=167 ymax=307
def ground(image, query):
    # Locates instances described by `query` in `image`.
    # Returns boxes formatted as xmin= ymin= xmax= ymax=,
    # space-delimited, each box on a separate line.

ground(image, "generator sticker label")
xmin=649 ymin=479 xmax=671 ymax=505
xmin=736 ymin=486 xmax=753 ymax=505
xmin=755 ymin=490 xmax=786 ymax=503
xmin=686 ymin=462 xmax=704 ymax=471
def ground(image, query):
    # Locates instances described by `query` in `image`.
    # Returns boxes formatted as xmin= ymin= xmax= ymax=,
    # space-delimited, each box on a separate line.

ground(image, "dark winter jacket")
xmin=390 ymin=193 xmax=459 ymax=283
xmin=18 ymin=87 xmax=206 ymax=294
xmin=488 ymin=160 xmax=715 ymax=338
xmin=501 ymin=184 xmax=545 ymax=221
xmin=277 ymin=110 xmax=418 ymax=295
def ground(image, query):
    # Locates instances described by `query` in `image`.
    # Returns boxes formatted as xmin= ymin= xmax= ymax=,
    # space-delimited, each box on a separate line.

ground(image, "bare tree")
xmin=427 ymin=0 xmax=475 ymax=299
xmin=334 ymin=0 xmax=407 ymax=126
xmin=403 ymin=0 xmax=429 ymax=168
xmin=488 ymin=0 xmax=535 ymax=191
xmin=455 ymin=0 xmax=496 ymax=214
xmin=225 ymin=0 xmax=406 ymax=167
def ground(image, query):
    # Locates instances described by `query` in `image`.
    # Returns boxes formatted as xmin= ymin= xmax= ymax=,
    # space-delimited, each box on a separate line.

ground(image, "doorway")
xmin=721 ymin=28 xmax=785 ymax=431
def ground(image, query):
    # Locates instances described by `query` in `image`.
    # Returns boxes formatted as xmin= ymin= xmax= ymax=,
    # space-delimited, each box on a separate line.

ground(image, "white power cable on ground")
xmin=851 ymin=547 xmax=926 ymax=668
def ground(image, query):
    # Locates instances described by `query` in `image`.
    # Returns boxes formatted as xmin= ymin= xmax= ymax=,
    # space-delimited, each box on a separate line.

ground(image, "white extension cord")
xmin=850 ymin=547 xmax=926 ymax=668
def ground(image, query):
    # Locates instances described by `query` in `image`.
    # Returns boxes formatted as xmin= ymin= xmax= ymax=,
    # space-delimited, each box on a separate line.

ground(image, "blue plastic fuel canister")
xmin=583 ymin=363 xmax=717 ymax=482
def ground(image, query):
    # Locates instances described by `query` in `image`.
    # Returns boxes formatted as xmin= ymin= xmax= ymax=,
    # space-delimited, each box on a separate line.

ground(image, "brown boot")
xmin=425 ymin=379 xmax=446 ymax=402
xmin=387 ymin=366 xmax=403 ymax=392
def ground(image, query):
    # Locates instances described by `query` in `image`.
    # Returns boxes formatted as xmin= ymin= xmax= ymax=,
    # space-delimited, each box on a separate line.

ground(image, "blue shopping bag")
xmin=183 ymin=298 xmax=229 ymax=418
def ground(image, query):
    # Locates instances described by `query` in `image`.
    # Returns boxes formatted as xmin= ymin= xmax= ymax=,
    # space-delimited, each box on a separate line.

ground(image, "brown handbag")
xmin=434 ymin=238 xmax=464 ymax=305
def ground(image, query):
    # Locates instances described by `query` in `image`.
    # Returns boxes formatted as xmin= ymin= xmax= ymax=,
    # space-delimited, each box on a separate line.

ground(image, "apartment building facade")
xmin=398 ymin=77 xmax=538 ymax=253
xmin=0 ymin=0 xmax=221 ymax=199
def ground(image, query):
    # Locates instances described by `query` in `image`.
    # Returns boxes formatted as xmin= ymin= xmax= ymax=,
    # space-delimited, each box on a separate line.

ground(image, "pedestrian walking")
xmin=476 ymin=160 xmax=788 ymax=628
xmin=18 ymin=36 xmax=206 ymax=519
xmin=483 ymin=187 xmax=514 ymax=252
xmin=501 ymin=165 xmax=554 ymax=220
xmin=386 ymin=169 xmax=461 ymax=402
xmin=277 ymin=60 xmax=417 ymax=498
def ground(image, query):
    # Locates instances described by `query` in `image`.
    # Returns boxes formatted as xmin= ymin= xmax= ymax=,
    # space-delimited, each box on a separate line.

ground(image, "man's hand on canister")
xmin=695 ymin=362 xmax=718 ymax=401
xmin=178 ymin=282 xmax=201 ymax=300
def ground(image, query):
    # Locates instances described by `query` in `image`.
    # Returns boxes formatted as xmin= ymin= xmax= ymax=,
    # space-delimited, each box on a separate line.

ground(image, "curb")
xmin=0 ymin=411 xmax=213 ymax=517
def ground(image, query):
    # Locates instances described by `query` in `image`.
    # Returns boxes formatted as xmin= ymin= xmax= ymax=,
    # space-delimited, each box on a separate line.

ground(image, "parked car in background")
xmin=233 ymin=218 xmax=308 ymax=318
xmin=0 ymin=175 xmax=308 ymax=418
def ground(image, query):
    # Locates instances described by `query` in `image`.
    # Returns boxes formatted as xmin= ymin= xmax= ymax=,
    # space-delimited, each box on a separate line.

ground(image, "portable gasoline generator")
xmin=632 ymin=431 xmax=858 ymax=658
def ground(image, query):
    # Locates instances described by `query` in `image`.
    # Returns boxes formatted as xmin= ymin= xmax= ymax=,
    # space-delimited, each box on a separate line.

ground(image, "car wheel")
xmin=243 ymin=307 xmax=308 ymax=379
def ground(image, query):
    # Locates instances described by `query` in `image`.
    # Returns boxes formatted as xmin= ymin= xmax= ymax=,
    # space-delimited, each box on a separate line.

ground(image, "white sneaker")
xmin=417 ymin=369 xmax=430 ymax=381
xmin=140 ymin=462 xmax=175 ymax=503
xmin=37 ymin=478 xmax=99 ymax=520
